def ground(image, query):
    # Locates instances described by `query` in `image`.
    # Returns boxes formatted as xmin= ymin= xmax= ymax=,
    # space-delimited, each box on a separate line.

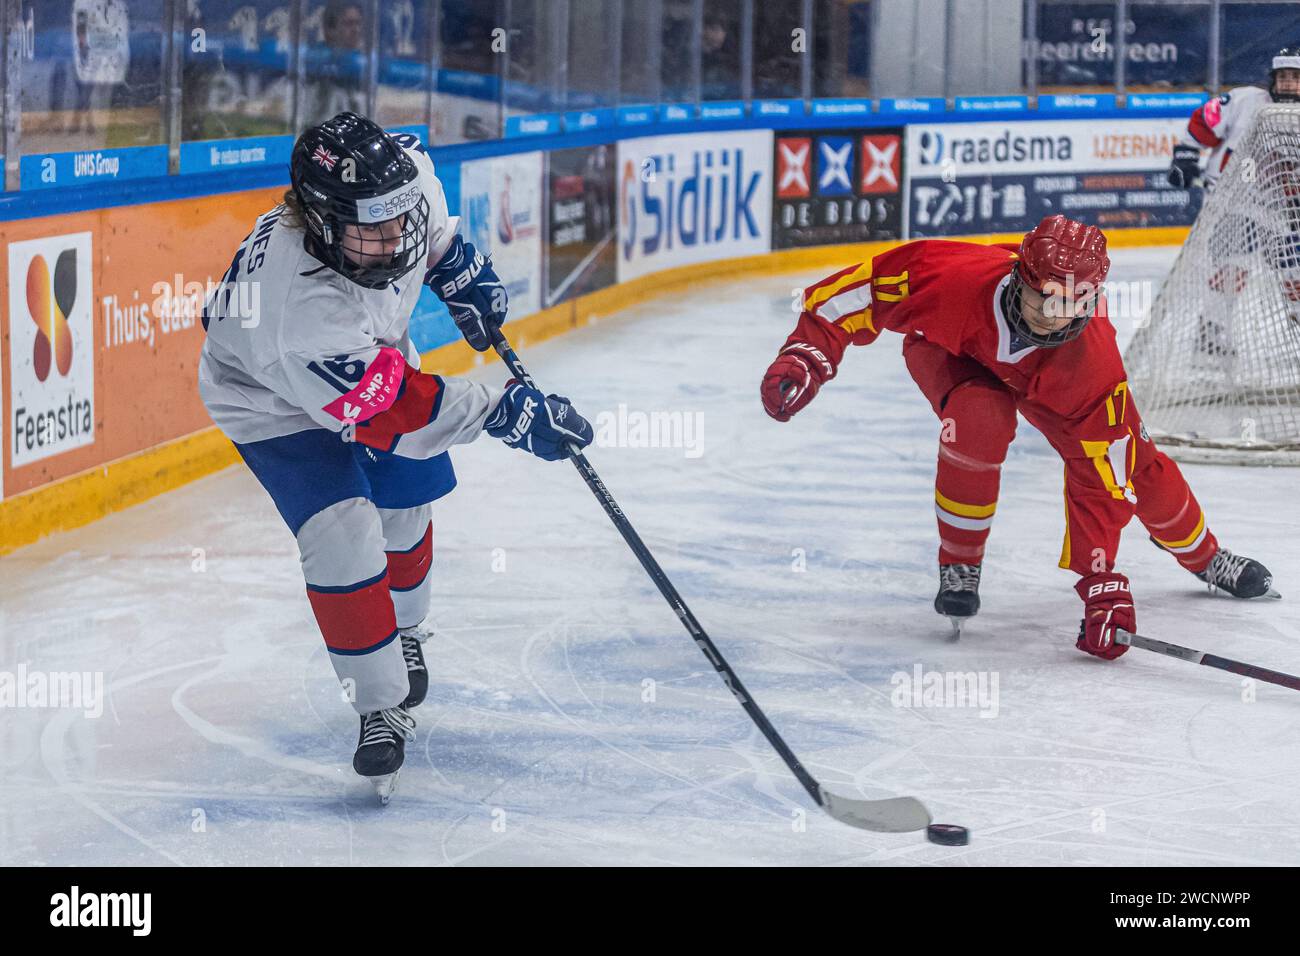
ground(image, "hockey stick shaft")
xmin=488 ymin=330 xmax=827 ymax=808
xmin=490 ymin=330 xmax=932 ymax=831
xmin=1117 ymin=630 xmax=1300 ymax=691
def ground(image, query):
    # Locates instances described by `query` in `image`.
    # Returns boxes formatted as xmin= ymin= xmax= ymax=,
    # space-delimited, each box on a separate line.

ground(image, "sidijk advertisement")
xmin=772 ymin=129 xmax=905 ymax=248
xmin=618 ymin=130 xmax=773 ymax=283
xmin=460 ymin=151 xmax=544 ymax=319
xmin=905 ymin=117 xmax=1198 ymax=237
xmin=546 ymin=144 xmax=617 ymax=306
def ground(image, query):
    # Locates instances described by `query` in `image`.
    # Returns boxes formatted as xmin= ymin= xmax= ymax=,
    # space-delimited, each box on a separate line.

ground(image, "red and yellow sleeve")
xmin=779 ymin=250 xmax=919 ymax=373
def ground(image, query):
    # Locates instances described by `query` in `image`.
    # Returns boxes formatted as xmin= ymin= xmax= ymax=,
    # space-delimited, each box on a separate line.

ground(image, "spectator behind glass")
xmin=701 ymin=14 xmax=740 ymax=100
xmin=302 ymin=1 xmax=368 ymax=127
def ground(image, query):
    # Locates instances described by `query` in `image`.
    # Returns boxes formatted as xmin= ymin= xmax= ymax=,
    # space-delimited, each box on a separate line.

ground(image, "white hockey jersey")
xmin=1179 ymin=86 xmax=1274 ymax=187
xmin=198 ymin=139 xmax=503 ymax=458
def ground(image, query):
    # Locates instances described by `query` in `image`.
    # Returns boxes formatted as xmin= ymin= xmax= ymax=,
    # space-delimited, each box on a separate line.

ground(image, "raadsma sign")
xmin=907 ymin=117 xmax=1187 ymax=178
xmin=905 ymin=117 xmax=1197 ymax=236
xmin=617 ymin=130 xmax=773 ymax=283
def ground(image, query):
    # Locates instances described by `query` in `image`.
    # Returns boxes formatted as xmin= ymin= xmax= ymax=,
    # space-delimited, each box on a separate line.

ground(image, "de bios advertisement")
xmin=617 ymin=130 xmax=773 ymax=283
xmin=460 ymin=151 xmax=544 ymax=318
xmin=905 ymin=118 xmax=1198 ymax=236
xmin=546 ymin=144 xmax=617 ymax=306
xmin=772 ymin=129 xmax=905 ymax=248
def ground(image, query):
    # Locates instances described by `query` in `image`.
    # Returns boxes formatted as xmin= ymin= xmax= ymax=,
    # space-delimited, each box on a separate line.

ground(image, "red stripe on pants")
xmin=387 ymin=522 xmax=433 ymax=591
xmin=307 ymin=574 xmax=398 ymax=652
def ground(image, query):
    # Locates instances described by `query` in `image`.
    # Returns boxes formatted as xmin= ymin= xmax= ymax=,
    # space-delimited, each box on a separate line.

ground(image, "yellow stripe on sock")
xmin=935 ymin=489 xmax=997 ymax=518
xmin=1154 ymin=510 xmax=1207 ymax=550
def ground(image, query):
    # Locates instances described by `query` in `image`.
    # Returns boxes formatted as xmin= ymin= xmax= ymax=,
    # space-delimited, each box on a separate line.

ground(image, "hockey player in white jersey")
xmin=1167 ymin=48 xmax=1300 ymax=349
xmin=198 ymin=112 xmax=593 ymax=802
xmin=1168 ymin=46 xmax=1300 ymax=190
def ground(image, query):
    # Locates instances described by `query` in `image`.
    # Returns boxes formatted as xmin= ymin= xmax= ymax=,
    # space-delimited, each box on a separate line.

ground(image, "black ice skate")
xmin=935 ymin=563 xmax=982 ymax=637
xmin=400 ymin=627 xmax=429 ymax=709
xmin=353 ymin=706 xmax=417 ymax=805
xmin=1195 ymin=548 xmax=1281 ymax=600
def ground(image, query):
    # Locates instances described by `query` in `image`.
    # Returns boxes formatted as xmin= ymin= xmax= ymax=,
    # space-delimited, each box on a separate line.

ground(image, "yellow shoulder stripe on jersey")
xmin=1154 ymin=511 xmax=1207 ymax=550
xmin=872 ymin=270 xmax=910 ymax=302
xmin=804 ymin=261 xmax=872 ymax=311
xmin=837 ymin=307 xmax=877 ymax=336
xmin=935 ymin=489 xmax=997 ymax=518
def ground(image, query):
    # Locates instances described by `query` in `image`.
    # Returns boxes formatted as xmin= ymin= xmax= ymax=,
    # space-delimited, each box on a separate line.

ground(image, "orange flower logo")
xmin=26 ymin=249 xmax=77 ymax=381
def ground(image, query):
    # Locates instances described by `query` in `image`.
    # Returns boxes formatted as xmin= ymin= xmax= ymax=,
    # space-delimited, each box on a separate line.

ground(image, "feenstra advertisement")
xmin=7 ymin=233 xmax=96 ymax=469
xmin=617 ymin=130 xmax=773 ymax=283
xmin=1 ymin=188 xmax=279 ymax=500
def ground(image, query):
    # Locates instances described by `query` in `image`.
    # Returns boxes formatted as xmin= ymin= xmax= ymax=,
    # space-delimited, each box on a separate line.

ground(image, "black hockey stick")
xmin=490 ymin=328 xmax=931 ymax=833
xmin=1117 ymin=630 xmax=1300 ymax=692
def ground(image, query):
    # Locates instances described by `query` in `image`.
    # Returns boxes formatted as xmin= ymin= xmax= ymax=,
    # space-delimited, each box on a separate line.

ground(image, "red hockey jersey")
xmin=783 ymin=239 xmax=1146 ymax=576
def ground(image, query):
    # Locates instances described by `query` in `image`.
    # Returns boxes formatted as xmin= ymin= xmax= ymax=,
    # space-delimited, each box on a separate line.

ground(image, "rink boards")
xmin=0 ymin=116 xmax=1194 ymax=554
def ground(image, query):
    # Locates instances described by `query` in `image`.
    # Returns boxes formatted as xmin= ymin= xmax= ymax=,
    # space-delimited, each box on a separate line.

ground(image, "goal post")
xmin=1125 ymin=103 xmax=1300 ymax=465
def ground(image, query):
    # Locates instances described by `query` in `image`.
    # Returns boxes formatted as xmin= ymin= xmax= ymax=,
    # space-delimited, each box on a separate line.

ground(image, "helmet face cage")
xmin=289 ymin=112 xmax=431 ymax=289
xmin=301 ymin=191 xmax=430 ymax=289
xmin=1270 ymin=48 xmax=1300 ymax=102
xmin=1003 ymin=269 xmax=1096 ymax=348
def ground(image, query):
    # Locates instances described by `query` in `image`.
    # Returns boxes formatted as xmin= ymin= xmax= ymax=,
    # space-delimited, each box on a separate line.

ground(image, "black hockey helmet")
xmin=288 ymin=112 xmax=429 ymax=289
xmin=1269 ymin=47 xmax=1300 ymax=103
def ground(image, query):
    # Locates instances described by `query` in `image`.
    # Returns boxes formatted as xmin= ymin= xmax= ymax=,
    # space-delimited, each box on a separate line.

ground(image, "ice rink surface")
xmin=4 ymin=246 xmax=1299 ymax=866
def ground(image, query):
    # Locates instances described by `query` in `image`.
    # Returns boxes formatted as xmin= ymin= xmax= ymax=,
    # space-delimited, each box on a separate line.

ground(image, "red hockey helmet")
xmin=1006 ymin=215 xmax=1110 ymax=348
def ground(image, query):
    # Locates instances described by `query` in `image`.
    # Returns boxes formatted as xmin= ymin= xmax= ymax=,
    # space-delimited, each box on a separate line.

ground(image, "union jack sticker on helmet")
xmin=312 ymin=146 xmax=339 ymax=170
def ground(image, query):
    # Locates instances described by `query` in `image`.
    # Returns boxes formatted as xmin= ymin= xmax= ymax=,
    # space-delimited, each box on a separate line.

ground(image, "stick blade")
xmin=820 ymin=790 xmax=932 ymax=832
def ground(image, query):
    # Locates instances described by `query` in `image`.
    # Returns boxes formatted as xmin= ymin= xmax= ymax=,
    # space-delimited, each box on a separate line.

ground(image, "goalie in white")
xmin=1167 ymin=47 xmax=1300 ymax=350
xmin=1168 ymin=46 xmax=1300 ymax=190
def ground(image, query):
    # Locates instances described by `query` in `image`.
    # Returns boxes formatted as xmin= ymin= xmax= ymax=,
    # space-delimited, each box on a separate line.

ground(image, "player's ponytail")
xmin=280 ymin=188 xmax=308 ymax=230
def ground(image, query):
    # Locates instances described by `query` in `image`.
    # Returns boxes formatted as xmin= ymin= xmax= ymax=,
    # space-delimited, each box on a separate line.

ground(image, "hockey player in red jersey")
xmin=761 ymin=215 xmax=1278 ymax=657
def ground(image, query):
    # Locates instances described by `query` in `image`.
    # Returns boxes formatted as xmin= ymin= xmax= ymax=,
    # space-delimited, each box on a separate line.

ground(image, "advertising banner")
xmin=905 ymin=117 xmax=1198 ymax=236
xmin=7 ymin=232 xmax=96 ymax=470
xmin=460 ymin=151 xmax=545 ymax=319
xmin=1030 ymin=3 xmax=1211 ymax=89
xmin=1 ymin=188 xmax=280 ymax=498
xmin=617 ymin=130 xmax=773 ymax=283
xmin=772 ymin=128 xmax=905 ymax=248
xmin=546 ymin=144 xmax=617 ymax=306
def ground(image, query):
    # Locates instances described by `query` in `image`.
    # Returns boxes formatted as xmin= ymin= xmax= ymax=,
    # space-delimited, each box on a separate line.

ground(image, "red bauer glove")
xmin=761 ymin=342 xmax=835 ymax=422
xmin=1074 ymin=572 xmax=1134 ymax=660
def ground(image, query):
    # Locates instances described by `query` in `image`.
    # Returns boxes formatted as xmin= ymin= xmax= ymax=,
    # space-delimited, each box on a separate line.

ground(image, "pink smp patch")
xmin=323 ymin=347 xmax=405 ymax=424
xmin=1203 ymin=96 xmax=1223 ymax=128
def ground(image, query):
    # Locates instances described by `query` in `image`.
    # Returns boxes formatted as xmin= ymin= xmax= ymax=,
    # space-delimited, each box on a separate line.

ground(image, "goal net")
xmin=1125 ymin=103 xmax=1300 ymax=465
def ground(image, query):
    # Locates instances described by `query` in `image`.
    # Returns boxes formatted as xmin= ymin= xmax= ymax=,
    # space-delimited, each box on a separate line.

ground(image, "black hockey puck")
xmin=926 ymin=823 xmax=969 ymax=846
